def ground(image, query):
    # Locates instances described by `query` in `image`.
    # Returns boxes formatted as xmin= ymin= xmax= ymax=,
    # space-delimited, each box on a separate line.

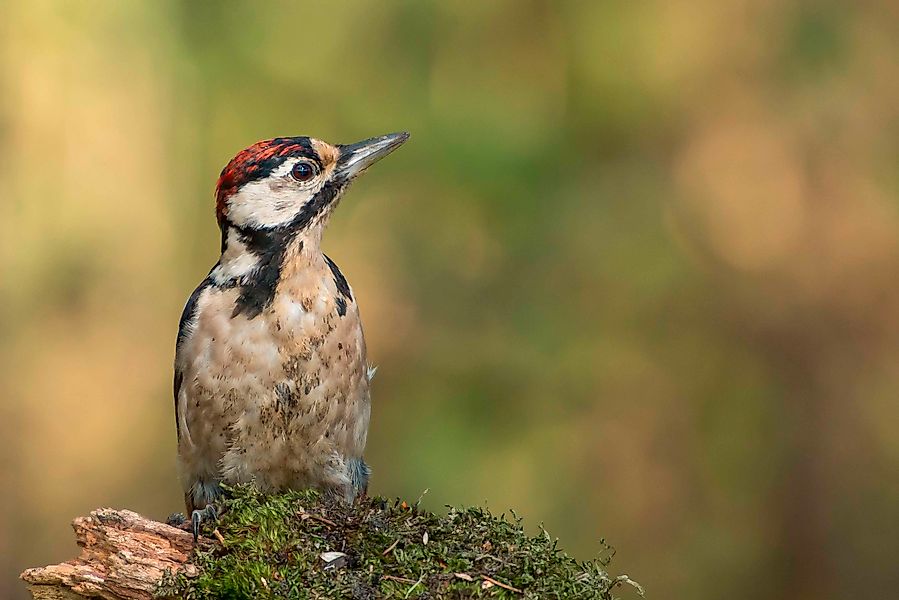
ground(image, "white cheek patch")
xmin=227 ymin=159 xmax=324 ymax=228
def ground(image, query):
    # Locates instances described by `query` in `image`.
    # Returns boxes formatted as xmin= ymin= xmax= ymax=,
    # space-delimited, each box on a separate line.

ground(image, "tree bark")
xmin=20 ymin=509 xmax=195 ymax=600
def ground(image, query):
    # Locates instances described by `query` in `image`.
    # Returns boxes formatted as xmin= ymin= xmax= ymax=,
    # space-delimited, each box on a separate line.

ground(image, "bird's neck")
xmin=211 ymin=224 xmax=326 ymax=318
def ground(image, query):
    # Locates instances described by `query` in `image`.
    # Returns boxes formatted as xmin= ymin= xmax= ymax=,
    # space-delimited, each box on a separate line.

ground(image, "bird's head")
xmin=214 ymin=132 xmax=409 ymax=236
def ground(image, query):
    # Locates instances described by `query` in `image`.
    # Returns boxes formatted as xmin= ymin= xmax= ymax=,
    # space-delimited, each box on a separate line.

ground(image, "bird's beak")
xmin=337 ymin=132 xmax=410 ymax=181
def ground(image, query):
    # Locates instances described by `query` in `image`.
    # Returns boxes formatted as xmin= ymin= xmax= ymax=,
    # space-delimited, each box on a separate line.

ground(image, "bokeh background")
xmin=2 ymin=1 xmax=899 ymax=598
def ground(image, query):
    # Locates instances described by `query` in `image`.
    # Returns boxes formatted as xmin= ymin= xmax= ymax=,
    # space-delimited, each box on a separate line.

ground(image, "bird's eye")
xmin=290 ymin=161 xmax=318 ymax=182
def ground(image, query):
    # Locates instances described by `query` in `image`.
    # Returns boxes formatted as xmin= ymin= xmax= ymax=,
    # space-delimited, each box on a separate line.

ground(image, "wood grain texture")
xmin=20 ymin=509 xmax=195 ymax=600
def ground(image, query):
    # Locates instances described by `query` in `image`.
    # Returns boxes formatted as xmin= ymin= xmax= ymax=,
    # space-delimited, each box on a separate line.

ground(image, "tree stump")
xmin=20 ymin=509 xmax=195 ymax=600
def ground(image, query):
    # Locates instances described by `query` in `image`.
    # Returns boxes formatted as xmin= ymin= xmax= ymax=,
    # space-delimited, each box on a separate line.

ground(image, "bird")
xmin=173 ymin=132 xmax=409 ymax=537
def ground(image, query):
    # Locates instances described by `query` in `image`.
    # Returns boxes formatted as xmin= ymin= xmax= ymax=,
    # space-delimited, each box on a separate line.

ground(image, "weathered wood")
xmin=20 ymin=509 xmax=195 ymax=600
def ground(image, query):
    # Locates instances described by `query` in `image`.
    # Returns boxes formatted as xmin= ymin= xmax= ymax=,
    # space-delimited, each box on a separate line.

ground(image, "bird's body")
xmin=174 ymin=133 xmax=407 ymax=518
xmin=175 ymin=244 xmax=370 ymax=511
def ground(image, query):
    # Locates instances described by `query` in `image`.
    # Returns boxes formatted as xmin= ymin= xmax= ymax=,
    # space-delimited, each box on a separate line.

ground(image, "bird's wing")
xmin=174 ymin=276 xmax=213 ymax=441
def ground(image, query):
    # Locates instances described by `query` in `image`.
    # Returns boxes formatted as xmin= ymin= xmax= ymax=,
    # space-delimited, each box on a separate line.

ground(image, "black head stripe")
xmin=246 ymin=139 xmax=322 ymax=183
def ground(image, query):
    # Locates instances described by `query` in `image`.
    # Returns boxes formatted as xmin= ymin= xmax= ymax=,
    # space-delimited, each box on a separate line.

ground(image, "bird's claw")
xmin=190 ymin=504 xmax=218 ymax=541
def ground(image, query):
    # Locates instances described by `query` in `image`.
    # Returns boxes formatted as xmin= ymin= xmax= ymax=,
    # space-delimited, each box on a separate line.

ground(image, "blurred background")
xmin=2 ymin=1 xmax=898 ymax=598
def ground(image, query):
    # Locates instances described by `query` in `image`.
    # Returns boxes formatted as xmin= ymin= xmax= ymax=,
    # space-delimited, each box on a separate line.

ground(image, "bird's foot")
xmin=166 ymin=512 xmax=186 ymax=527
xmin=190 ymin=504 xmax=219 ymax=542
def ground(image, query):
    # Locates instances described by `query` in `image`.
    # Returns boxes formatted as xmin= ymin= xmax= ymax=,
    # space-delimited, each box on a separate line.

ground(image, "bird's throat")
xmin=214 ymin=224 xmax=326 ymax=320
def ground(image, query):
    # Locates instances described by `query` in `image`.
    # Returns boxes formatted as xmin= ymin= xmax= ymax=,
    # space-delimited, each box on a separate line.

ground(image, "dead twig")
xmin=382 ymin=574 xmax=418 ymax=585
xmin=382 ymin=538 xmax=400 ymax=556
xmin=482 ymin=575 xmax=522 ymax=594
xmin=300 ymin=513 xmax=337 ymax=528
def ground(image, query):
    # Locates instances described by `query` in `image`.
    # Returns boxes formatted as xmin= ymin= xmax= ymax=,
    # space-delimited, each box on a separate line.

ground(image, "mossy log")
xmin=21 ymin=486 xmax=641 ymax=599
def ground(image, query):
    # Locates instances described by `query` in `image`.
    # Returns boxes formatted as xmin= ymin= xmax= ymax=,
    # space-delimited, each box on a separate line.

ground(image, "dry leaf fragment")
xmin=320 ymin=551 xmax=349 ymax=570
xmin=454 ymin=573 xmax=474 ymax=582
xmin=423 ymin=531 xmax=429 ymax=545
xmin=321 ymin=551 xmax=347 ymax=562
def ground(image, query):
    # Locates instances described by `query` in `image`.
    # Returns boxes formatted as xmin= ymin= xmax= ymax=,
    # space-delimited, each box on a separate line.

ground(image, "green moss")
xmin=159 ymin=485 xmax=641 ymax=599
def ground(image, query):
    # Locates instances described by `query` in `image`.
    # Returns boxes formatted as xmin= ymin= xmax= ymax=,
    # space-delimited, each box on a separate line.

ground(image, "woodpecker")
xmin=174 ymin=132 xmax=409 ymax=536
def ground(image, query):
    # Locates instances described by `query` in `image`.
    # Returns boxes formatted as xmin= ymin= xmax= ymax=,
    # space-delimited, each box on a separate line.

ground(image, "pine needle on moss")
xmin=158 ymin=484 xmax=641 ymax=599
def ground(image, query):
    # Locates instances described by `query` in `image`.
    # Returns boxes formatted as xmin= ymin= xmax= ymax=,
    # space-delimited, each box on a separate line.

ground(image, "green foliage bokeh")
xmin=2 ymin=2 xmax=898 ymax=599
